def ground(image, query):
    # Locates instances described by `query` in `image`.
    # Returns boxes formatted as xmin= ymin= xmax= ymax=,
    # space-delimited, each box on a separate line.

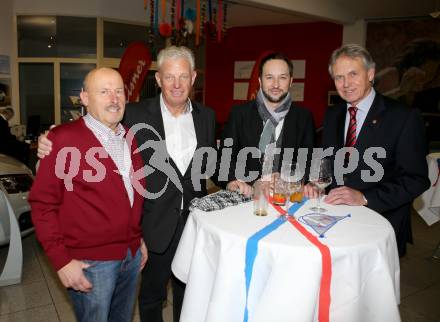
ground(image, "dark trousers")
xmin=139 ymin=214 xmax=187 ymax=322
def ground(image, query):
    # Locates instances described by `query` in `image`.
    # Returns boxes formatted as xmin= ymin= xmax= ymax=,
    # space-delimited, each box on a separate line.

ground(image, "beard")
xmin=262 ymin=89 xmax=288 ymax=104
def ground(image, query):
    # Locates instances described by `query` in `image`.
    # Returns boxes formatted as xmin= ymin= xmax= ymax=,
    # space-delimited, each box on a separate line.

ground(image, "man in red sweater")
xmin=29 ymin=67 xmax=147 ymax=322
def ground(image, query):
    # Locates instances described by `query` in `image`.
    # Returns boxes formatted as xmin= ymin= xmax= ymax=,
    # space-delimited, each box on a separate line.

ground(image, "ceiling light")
xmin=47 ymin=35 xmax=56 ymax=49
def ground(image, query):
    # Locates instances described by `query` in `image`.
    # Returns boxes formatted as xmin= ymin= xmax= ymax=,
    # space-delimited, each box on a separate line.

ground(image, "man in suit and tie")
xmin=38 ymin=46 xmax=216 ymax=322
xmin=218 ymin=52 xmax=315 ymax=195
xmin=306 ymin=44 xmax=430 ymax=257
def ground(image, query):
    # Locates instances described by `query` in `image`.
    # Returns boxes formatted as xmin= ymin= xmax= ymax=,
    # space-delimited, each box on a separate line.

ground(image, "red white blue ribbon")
xmin=243 ymin=198 xmax=332 ymax=322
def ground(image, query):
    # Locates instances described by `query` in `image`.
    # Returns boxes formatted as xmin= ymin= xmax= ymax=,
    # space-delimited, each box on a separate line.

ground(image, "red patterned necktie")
xmin=345 ymin=106 xmax=358 ymax=147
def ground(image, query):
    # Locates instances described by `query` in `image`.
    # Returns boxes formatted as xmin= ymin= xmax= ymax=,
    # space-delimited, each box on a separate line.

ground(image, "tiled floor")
xmin=0 ymin=234 xmax=173 ymax=322
xmin=1 ymin=210 xmax=439 ymax=322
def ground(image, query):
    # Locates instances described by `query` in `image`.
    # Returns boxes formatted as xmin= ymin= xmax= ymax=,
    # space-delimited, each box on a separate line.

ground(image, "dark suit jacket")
xmin=0 ymin=116 xmax=29 ymax=163
xmin=123 ymin=96 xmax=217 ymax=253
xmin=322 ymin=93 xmax=430 ymax=256
xmin=218 ymin=100 xmax=315 ymax=184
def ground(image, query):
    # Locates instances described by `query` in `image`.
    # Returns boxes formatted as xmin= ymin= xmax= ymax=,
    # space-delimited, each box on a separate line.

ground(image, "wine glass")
xmin=309 ymin=158 xmax=333 ymax=213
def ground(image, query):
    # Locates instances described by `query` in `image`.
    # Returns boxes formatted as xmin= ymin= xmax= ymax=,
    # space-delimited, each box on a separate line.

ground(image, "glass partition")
xmin=60 ymin=63 xmax=96 ymax=123
xmin=18 ymin=16 xmax=97 ymax=58
xmin=103 ymin=21 xmax=165 ymax=60
xmin=19 ymin=63 xmax=54 ymax=136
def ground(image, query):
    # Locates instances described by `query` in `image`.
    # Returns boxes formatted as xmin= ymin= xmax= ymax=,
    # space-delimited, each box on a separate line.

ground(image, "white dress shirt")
xmin=160 ymin=94 xmax=197 ymax=175
xmin=344 ymin=88 xmax=376 ymax=141
xmin=83 ymin=113 xmax=134 ymax=206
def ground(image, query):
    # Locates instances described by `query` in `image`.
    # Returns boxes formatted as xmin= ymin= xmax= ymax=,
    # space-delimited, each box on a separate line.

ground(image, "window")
xmin=15 ymin=15 xmax=206 ymax=128
xmin=104 ymin=21 xmax=160 ymax=58
xmin=18 ymin=16 xmax=97 ymax=58
xmin=139 ymin=70 xmax=161 ymax=100
xmin=60 ymin=63 xmax=96 ymax=123
xmin=19 ymin=63 xmax=54 ymax=134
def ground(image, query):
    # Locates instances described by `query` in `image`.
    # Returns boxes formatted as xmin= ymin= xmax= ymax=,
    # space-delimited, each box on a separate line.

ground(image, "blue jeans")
xmin=68 ymin=248 xmax=141 ymax=322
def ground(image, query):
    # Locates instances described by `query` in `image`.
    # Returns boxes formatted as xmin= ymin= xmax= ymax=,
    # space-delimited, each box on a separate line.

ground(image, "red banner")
xmin=119 ymin=42 xmax=152 ymax=102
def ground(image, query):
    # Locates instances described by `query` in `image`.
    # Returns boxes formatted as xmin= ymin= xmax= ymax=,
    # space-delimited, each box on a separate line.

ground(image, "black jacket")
xmin=123 ymin=96 xmax=217 ymax=253
xmin=322 ymin=93 xmax=430 ymax=256
xmin=218 ymin=100 xmax=315 ymax=184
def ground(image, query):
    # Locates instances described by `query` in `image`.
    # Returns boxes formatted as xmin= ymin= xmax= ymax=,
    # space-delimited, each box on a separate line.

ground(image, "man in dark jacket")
xmin=218 ymin=52 xmax=315 ymax=195
xmin=306 ymin=44 xmax=430 ymax=256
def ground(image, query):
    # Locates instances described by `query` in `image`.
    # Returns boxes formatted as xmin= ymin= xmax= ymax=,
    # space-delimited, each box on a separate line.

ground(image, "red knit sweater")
xmin=29 ymin=118 xmax=146 ymax=271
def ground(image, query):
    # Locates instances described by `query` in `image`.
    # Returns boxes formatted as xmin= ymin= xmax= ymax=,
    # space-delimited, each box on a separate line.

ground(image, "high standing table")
xmin=413 ymin=152 xmax=440 ymax=258
xmin=413 ymin=152 xmax=440 ymax=226
xmin=172 ymin=199 xmax=401 ymax=322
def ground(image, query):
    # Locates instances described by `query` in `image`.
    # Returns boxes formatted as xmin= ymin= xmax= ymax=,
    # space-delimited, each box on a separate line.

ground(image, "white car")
xmin=0 ymin=153 xmax=34 ymax=246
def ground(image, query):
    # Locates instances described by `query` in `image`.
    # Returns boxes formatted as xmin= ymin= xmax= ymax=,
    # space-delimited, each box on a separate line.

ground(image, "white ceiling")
xmin=227 ymin=0 xmax=439 ymax=27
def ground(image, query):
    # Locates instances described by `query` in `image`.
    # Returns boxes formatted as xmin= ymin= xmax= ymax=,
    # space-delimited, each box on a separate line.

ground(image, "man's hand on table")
xmin=303 ymin=183 xmax=319 ymax=199
xmin=226 ymin=180 xmax=253 ymax=197
xmin=325 ymin=186 xmax=367 ymax=206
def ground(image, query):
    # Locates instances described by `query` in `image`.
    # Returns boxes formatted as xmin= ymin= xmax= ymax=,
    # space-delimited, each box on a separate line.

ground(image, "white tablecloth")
xmin=172 ymin=199 xmax=401 ymax=322
xmin=413 ymin=152 xmax=440 ymax=226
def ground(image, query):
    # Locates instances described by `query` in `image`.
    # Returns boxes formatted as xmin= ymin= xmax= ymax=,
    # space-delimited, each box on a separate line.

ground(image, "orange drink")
xmin=273 ymin=193 xmax=287 ymax=205
xmin=290 ymin=191 xmax=303 ymax=203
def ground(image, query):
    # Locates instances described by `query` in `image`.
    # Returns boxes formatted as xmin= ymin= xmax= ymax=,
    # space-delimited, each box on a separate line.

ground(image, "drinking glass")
xmin=281 ymin=163 xmax=304 ymax=204
xmin=272 ymin=174 xmax=287 ymax=206
xmin=309 ymin=158 xmax=333 ymax=213
xmin=253 ymin=180 xmax=270 ymax=216
xmin=289 ymin=179 xmax=304 ymax=204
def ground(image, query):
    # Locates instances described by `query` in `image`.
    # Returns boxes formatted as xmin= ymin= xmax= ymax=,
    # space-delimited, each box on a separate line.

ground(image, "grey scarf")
xmin=256 ymin=89 xmax=292 ymax=155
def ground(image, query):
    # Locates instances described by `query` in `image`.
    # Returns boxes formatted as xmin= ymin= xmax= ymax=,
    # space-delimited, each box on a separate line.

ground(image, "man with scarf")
xmin=218 ymin=52 xmax=315 ymax=195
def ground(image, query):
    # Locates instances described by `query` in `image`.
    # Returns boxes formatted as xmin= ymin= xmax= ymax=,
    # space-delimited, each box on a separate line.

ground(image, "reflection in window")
xmin=60 ymin=63 xmax=96 ymax=123
xmin=139 ymin=71 xmax=161 ymax=100
xmin=104 ymin=21 xmax=165 ymax=59
xmin=19 ymin=63 xmax=54 ymax=136
xmin=18 ymin=16 xmax=96 ymax=58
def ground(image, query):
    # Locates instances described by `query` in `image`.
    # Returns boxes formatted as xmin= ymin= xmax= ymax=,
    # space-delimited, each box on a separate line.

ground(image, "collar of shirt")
xmin=344 ymin=88 xmax=376 ymax=139
xmin=0 ymin=114 xmax=7 ymax=122
xmin=83 ymin=113 xmax=126 ymax=142
xmin=347 ymin=87 xmax=376 ymax=116
xmin=159 ymin=93 xmax=193 ymax=117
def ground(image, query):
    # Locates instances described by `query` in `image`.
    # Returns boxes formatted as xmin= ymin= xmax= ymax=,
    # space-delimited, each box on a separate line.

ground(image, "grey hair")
xmin=328 ymin=44 xmax=376 ymax=78
xmin=157 ymin=46 xmax=195 ymax=71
